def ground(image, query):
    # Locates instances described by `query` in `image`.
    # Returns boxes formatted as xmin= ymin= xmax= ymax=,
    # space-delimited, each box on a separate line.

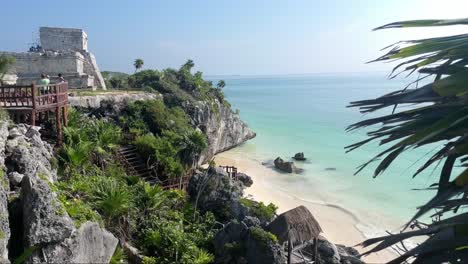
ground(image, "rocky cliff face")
xmin=186 ymin=100 xmax=256 ymax=163
xmin=0 ymin=122 xmax=117 ymax=263
xmin=69 ymin=93 xmax=256 ymax=163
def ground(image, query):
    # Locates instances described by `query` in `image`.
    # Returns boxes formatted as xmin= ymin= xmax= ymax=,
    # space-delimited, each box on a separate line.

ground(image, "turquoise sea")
xmin=210 ymin=73 xmax=448 ymax=235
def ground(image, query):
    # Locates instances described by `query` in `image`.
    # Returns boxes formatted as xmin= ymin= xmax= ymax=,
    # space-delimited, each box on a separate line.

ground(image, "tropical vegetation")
xmin=52 ymin=60 xmax=235 ymax=263
xmin=347 ymin=18 xmax=468 ymax=263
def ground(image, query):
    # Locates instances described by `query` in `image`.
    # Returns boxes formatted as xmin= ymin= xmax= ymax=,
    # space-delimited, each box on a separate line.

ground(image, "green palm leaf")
xmin=348 ymin=17 xmax=468 ymax=263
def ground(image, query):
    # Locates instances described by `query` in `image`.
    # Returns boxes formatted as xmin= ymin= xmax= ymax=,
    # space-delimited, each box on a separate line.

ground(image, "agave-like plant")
xmin=347 ymin=18 xmax=468 ymax=263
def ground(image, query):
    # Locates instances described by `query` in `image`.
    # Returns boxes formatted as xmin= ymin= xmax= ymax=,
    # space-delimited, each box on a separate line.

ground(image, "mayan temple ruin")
xmin=1 ymin=27 xmax=106 ymax=90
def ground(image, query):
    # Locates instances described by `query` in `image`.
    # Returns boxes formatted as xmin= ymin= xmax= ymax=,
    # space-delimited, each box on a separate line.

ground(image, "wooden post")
xmin=31 ymin=84 xmax=36 ymax=109
xmin=287 ymin=238 xmax=292 ymax=264
xmin=63 ymin=106 xmax=68 ymax=127
xmin=56 ymin=107 xmax=62 ymax=145
xmin=314 ymin=237 xmax=318 ymax=263
xmin=31 ymin=110 xmax=36 ymax=126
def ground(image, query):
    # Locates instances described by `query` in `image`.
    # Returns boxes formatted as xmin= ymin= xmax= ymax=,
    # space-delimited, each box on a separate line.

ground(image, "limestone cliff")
xmin=185 ymin=100 xmax=256 ymax=164
xmin=0 ymin=122 xmax=117 ymax=263
xmin=69 ymin=93 xmax=256 ymax=163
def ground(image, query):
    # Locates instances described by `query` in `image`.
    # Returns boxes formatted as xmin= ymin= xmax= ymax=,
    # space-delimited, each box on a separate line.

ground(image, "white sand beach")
xmin=215 ymin=149 xmax=398 ymax=264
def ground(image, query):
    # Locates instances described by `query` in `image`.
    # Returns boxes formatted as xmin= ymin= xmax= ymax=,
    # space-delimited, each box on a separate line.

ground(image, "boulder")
xmin=274 ymin=157 xmax=296 ymax=173
xmin=21 ymin=176 xmax=74 ymax=247
xmin=5 ymin=125 xmax=56 ymax=183
xmin=8 ymin=172 xmax=24 ymax=187
xmin=188 ymin=167 xmax=247 ymax=221
xmin=237 ymin=172 xmax=253 ymax=187
xmin=304 ymin=236 xmax=364 ymax=264
xmin=292 ymin=152 xmax=306 ymax=161
xmin=213 ymin=218 xmax=286 ymax=264
xmin=37 ymin=222 xmax=118 ymax=263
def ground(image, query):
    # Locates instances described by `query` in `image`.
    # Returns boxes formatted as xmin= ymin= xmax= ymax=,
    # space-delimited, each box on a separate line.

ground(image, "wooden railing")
xmin=0 ymin=83 xmax=68 ymax=109
xmin=220 ymin=166 xmax=238 ymax=180
xmin=161 ymin=176 xmax=192 ymax=191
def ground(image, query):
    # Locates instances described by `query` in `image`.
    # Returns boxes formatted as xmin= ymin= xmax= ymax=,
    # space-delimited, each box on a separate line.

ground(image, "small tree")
xmin=216 ymin=80 xmax=226 ymax=89
xmin=0 ymin=55 xmax=15 ymax=85
xmin=133 ymin=58 xmax=144 ymax=73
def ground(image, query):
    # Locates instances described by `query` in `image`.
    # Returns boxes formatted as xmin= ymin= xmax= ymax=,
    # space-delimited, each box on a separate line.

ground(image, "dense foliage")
xmin=348 ymin=18 xmax=468 ymax=263
xmin=240 ymin=198 xmax=278 ymax=223
xmin=120 ymin=99 xmax=207 ymax=178
xmin=106 ymin=59 xmax=229 ymax=109
xmin=55 ymin=107 xmax=215 ymax=263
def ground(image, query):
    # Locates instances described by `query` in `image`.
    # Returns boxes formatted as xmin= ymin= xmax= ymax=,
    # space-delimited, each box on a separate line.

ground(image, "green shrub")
xmin=110 ymin=246 xmax=127 ymax=264
xmin=250 ymin=227 xmax=278 ymax=246
xmin=92 ymin=178 xmax=131 ymax=219
xmin=59 ymin=195 xmax=102 ymax=227
xmin=240 ymin=198 xmax=277 ymax=222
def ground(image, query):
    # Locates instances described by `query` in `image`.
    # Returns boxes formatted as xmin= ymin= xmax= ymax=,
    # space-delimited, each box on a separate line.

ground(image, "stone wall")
xmin=1 ymin=27 xmax=106 ymax=90
xmin=2 ymin=51 xmax=84 ymax=75
xmin=40 ymin=27 xmax=88 ymax=51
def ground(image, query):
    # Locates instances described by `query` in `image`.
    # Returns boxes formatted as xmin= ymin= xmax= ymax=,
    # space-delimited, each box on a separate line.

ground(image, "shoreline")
xmin=214 ymin=148 xmax=398 ymax=263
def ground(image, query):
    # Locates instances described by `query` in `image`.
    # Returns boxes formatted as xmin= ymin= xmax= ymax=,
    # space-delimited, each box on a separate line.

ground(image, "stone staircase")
xmin=117 ymin=145 xmax=161 ymax=185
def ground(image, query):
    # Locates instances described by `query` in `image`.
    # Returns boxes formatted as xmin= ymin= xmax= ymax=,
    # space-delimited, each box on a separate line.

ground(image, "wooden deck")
xmin=0 ymin=83 xmax=69 ymax=144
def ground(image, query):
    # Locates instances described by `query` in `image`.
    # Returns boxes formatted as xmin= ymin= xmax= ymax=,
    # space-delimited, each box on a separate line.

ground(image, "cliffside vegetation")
xmin=103 ymin=59 xmax=229 ymax=109
xmin=52 ymin=60 xmax=241 ymax=263
xmin=55 ymin=106 xmax=215 ymax=263
xmin=348 ymin=18 xmax=468 ymax=263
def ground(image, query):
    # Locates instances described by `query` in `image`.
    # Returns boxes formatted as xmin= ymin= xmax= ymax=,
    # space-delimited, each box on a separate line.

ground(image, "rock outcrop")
xmin=305 ymin=236 xmax=364 ymax=264
xmin=274 ymin=157 xmax=296 ymax=173
xmin=68 ymin=93 xmax=162 ymax=114
xmin=237 ymin=172 xmax=253 ymax=187
xmin=34 ymin=222 xmax=118 ymax=263
xmin=0 ymin=121 xmax=118 ymax=263
xmin=213 ymin=217 xmax=286 ymax=264
xmin=0 ymin=121 xmax=10 ymax=263
xmin=70 ymin=93 xmax=256 ymax=164
xmin=188 ymin=167 xmax=248 ymax=222
xmin=187 ymin=100 xmax=256 ymax=163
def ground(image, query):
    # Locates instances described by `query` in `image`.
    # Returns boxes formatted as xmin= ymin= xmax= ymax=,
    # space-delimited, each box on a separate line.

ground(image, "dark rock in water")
xmin=214 ymin=218 xmax=286 ymax=264
xmin=292 ymin=152 xmax=306 ymax=161
xmin=274 ymin=157 xmax=296 ymax=173
xmin=237 ymin=172 xmax=253 ymax=187
xmin=325 ymin=167 xmax=337 ymax=171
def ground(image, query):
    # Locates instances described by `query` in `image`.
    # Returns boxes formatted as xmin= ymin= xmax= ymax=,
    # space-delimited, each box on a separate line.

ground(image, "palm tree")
xmin=347 ymin=18 xmax=468 ymax=263
xmin=216 ymin=80 xmax=226 ymax=89
xmin=133 ymin=58 xmax=144 ymax=73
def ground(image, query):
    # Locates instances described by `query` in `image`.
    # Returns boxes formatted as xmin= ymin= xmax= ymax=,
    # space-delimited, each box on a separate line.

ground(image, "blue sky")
xmin=2 ymin=0 xmax=468 ymax=75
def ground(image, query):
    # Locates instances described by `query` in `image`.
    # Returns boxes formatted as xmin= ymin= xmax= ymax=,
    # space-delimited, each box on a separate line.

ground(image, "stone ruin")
xmin=1 ymin=27 xmax=106 ymax=90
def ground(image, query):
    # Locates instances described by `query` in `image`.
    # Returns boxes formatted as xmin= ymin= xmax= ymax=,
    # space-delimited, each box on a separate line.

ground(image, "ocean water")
xmin=209 ymin=73 xmax=450 ymax=236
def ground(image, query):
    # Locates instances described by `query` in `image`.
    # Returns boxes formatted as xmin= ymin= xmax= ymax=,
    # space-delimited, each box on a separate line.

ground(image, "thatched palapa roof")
xmin=267 ymin=205 xmax=322 ymax=245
